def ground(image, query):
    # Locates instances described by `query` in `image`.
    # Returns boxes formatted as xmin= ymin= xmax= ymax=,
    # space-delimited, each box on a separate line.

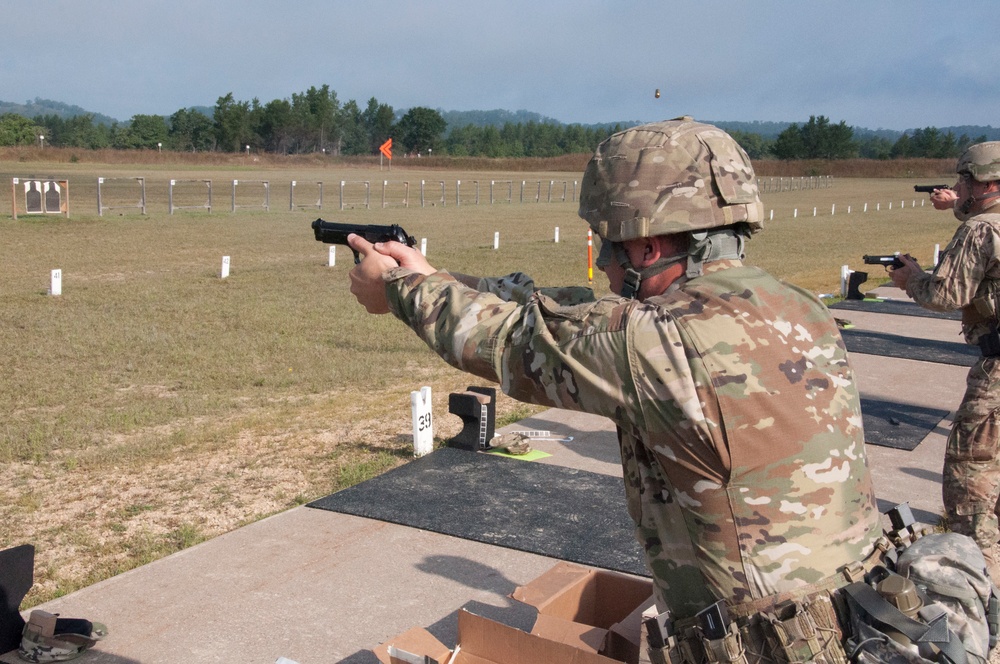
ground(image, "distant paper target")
xmin=22 ymin=180 xmax=67 ymax=215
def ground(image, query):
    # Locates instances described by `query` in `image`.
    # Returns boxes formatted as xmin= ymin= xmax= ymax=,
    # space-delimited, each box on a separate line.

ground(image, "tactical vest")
xmin=641 ymin=510 xmax=999 ymax=663
xmin=929 ymin=213 xmax=1000 ymax=346
xmin=635 ymin=263 xmax=881 ymax=608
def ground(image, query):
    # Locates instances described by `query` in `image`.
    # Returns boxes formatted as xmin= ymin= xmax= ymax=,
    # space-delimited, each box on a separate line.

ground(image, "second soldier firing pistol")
xmin=311 ymin=218 xmax=416 ymax=264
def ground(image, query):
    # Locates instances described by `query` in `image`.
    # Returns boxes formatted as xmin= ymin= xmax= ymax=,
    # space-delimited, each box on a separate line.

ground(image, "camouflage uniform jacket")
xmin=904 ymin=212 xmax=1000 ymax=344
xmin=384 ymin=259 xmax=882 ymax=618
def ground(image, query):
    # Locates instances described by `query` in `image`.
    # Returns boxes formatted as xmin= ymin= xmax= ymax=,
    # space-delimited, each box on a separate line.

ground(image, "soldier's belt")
xmin=726 ymin=535 xmax=890 ymax=622
xmin=643 ymin=542 xmax=890 ymax=664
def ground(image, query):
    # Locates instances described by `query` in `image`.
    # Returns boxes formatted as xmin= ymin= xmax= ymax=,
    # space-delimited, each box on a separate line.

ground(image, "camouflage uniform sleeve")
xmin=905 ymin=220 xmax=999 ymax=311
xmin=383 ymin=267 xmax=638 ymax=418
xmin=450 ymin=271 xmax=597 ymax=306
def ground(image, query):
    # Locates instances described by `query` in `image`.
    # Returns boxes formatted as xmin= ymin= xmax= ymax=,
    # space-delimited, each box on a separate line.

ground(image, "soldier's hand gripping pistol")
xmin=311 ymin=218 xmax=416 ymax=263
xmin=863 ymin=254 xmax=916 ymax=270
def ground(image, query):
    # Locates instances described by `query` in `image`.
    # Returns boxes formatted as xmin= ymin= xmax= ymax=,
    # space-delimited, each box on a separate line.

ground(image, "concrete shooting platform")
xmin=1 ymin=283 xmax=969 ymax=664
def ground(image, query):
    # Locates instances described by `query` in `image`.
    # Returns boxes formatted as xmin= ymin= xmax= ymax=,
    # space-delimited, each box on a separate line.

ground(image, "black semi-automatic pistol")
xmin=311 ymin=218 xmax=416 ymax=263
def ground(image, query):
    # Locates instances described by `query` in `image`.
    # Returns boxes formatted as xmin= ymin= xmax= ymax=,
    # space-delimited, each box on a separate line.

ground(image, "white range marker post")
xmin=554 ymin=226 xmax=560 ymax=243
xmin=493 ymin=231 xmax=500 ymax=250
xmin=221 ymin=256 xmax=231 ymax=279
xmin=329 ymin=245 xmax=336 ymax=267
xmin=411 ymin=386 xmax=434 ymax=457
xmin=49 ymin=269 xmax=62 ymax=296
xmin=420 ymin=238 xmax=427 ymax=256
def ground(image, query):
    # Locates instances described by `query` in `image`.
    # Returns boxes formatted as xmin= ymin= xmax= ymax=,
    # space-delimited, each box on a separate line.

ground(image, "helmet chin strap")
xmin=608 ymin=226 xmax=747 ymax=299
xmin=958 ymin=187 xmax=1000 ymax=217
xmin=610 ymin=243 xmax=685 ymax=300
xmin=979 ymin=190 xmax=1000 ymax=211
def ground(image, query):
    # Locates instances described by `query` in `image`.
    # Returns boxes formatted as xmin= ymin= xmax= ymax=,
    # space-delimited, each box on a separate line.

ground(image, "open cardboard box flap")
xmin=510 ymin=561 xmax=655 ymax=663
xmin=372 ymin=624 xmax=453 ymax=664
xmin=529 ymin=612 xmax=607 ymax=653
xmin=374 ymin=609 xmax=621 ymax=664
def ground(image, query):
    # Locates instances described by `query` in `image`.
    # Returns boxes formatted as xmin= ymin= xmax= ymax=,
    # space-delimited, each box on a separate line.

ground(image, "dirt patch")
xmin=1 ymin=389 xmax=536 ymax=607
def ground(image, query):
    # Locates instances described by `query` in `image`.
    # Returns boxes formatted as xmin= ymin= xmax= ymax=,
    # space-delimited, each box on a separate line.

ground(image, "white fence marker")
xmin=221 ymin=256 xmax=230 ymax=279
xmin=49 ymin=269 xmax=62 ymax=296
xmin=411 ymin=386 xmax=433 ymax=457
xmin=328 ymin=246 xmax=336 ymax=267
xmin=420 ymin=238 xmax=427 ymax=256
xmin=554 ymin=226 xmax=560 ymax=243
xmin=493 ymin=231 xmax=500 ymax=250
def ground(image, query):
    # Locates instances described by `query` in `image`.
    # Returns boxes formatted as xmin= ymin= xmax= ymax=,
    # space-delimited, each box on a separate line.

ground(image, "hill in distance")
xmin=0 ymin=97 xmax=119 ymax=126
xmin=3 ymin=97 xmax=999 ymax=142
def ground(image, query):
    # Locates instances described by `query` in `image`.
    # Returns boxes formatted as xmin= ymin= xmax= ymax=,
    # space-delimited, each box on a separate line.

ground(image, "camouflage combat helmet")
xmin=956 ymin=141 xmax=1000 ymax=183
xmin=578 ymin=117 xmax=764 ymax=242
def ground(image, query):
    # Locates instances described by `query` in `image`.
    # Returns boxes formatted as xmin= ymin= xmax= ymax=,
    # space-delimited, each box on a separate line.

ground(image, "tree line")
xmin=0 ymin=84 xmax=989 ymax=161
xmin=730 ymin=115 xmax=986 ymax=161
xmin=0 ymin=89 xmax=621 ymax=159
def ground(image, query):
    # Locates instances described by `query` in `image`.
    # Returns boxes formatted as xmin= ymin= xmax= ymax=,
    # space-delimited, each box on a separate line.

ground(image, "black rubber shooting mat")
xmin=0 ymin=544 xmax=34 ymax=653
xmin=828 ymin=298 xmax=961 ymax=320
xmin=860 ymin=398 xmax=949 ymax=451
xmin=840 ymin=328 xmax=978 ymax=367
xmin=308 ymin=446 xmax=647 ymax=577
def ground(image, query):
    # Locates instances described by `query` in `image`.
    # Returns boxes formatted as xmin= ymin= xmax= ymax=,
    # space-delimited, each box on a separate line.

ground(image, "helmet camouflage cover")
xmin=579 ymin=117 xmax=764 ymax=242
xmin=957 ymin=141 xmax=1000 ymax=183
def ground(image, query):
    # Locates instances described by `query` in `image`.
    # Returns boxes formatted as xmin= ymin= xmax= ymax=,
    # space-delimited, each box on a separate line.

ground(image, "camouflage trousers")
xmin=943 ymin=356 xmax=1000 ymax=561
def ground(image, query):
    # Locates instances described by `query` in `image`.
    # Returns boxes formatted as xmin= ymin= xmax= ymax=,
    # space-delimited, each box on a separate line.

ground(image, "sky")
xmin=4 ymin=1 xmax=997 ymax=132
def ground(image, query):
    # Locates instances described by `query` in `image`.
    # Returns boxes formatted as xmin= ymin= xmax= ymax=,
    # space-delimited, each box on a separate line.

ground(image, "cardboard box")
xmin=510 ymin=562 xmax=655 ymax=664
xmin=373 ymin=609 xmax=621 ymax=664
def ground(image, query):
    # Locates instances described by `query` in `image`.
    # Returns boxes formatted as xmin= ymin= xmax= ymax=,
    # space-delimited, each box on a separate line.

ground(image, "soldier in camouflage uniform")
xmin=892 ymin=141 xmax=1000 ymax=586
xmin=347 ymin=118 xmax=882 ymax=650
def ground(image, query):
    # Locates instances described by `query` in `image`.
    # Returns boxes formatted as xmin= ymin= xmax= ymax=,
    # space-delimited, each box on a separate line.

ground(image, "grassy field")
xmin=0 ymin=154 xmax=959 ymax=607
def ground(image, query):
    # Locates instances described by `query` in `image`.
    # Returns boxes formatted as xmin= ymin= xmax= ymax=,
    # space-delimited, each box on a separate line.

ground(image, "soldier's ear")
xmin=641 ymin=239 xmax=659 ymax=264
xmin=621 ymin=237 xmax=657 ymax=268
xmin=649 ymin=235 xmax=687 ymax=266
xmin=631 ymin=238 xmax=668 ymax=269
